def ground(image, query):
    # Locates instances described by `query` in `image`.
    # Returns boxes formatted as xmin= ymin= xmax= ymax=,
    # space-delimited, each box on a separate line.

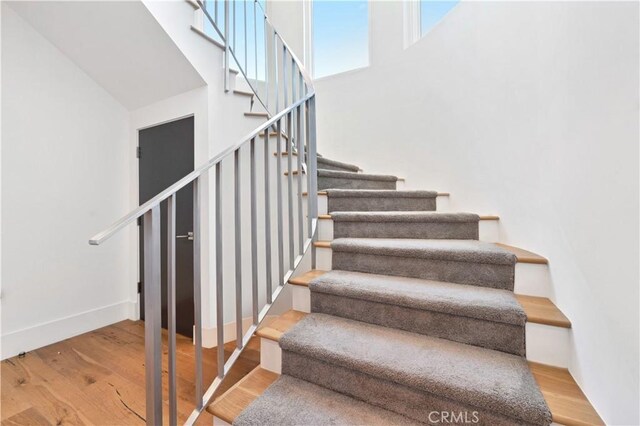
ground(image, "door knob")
xmin=176 ymin=231 xmax=194 ymax=241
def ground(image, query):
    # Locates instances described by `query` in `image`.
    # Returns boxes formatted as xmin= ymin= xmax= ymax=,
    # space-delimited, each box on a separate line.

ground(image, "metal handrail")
xmin=89 ymin=1 xmax=317 ymax=424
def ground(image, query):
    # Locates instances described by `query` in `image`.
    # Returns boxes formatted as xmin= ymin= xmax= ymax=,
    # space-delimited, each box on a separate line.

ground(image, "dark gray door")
xmin=139 ymin=116 xmax=194 ymax=337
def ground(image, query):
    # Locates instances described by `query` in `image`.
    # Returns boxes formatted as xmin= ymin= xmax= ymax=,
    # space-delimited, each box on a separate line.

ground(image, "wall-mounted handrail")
xmin=89 ymin=1 xmax=317 ymax=424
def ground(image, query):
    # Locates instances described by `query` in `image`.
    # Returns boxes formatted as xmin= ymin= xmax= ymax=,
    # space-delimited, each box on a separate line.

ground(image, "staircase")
xmin=209 ymin=157 xmax=604 ymax=425
xmin=88 ymin=1 xmax=605 ymax=424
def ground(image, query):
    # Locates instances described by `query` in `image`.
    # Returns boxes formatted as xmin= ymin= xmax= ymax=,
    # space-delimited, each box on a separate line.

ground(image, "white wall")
xmin=310 ymin=1 xmax=639 ymax=424
xmin=1 ymin=4 xmax=132 ymax=358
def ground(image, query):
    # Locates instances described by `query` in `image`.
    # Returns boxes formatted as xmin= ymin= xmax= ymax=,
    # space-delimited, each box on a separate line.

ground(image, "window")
xmin=420 ymin=0 xmax=459 ymax=35
xmin=313 ymin=1 xmax=369 ymax=79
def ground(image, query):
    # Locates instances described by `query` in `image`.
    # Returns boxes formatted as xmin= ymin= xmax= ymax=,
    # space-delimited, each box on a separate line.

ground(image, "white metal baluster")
xmin=263 ymin=130 xmax=273 ymax=303
xmin=307 ymin=97 xmax=318 ymax=269
xmin=167 ymin=194 xmax=177 ymax=426
xmin=234 ymin=150 xmax=243 ymax=350
xmin=282 ymin=44 xmax=288 ymax=109
xmin=215 ymin=163 xmax=224 ymax=376
xmin=276 ymin=120 xmax=284 ymax=282
xmin=244 ymin=0 xmax=247 ymax=72
xmin=250 ymin=138 xmax=259 ymax=324
xmin=274 ymin=29 xmax=279 ymax=113
xmin=224 ymin=0 xmax=230 ymax=92
xmin=287 ymin=109 xmax=294 ymax=267
xmin=296 ymin=104 xmax=304 ymax=252
xmin=253 ymin=0 xmax=258 ymax=82
xmin=143 ymin=206 xmax=162 ymax=426
xmin=194 ymin=178 xmax=203 ymax=409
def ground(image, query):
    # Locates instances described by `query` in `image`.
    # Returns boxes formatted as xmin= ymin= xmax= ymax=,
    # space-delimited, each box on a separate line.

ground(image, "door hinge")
xmin=136 ymin=146 xmax=141 ymax=158
xmin=137 ymin=281 xmax=142 ymax=293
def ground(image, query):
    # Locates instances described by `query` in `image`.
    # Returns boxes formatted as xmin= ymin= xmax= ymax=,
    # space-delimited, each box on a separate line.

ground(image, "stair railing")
xmin=88 ymin=1 xmax=317 ymax=424
xmin=198 ymin=0 xmax=309 ymax=116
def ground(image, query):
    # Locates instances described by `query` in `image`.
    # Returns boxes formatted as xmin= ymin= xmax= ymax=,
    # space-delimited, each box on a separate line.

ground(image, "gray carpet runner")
xmin=234 ymin=158 xmax=551 ymax=425
xmin=331 ymin=211 xmax=480 ymax=239
xmin=234 ymin=375 xmax=416 ymax=425
xmin=309 ymin=270 xmax=526 ymax=355
xmin=326 ymin=189 xmax=438 ymax=211
xmin=317 ymin=156 xmax=361 ymax=172
xmin=318 ymin=169 xmax=397 ymax=190
xmin=332 ymin=238 xmax=516 ymax=290
xmin=280 ymin=314 xmax=551 ymax=426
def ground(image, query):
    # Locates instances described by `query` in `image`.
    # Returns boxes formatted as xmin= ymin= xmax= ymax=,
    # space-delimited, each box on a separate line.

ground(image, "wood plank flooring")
xmin=1 ymin=320 xmax=260 ymax=426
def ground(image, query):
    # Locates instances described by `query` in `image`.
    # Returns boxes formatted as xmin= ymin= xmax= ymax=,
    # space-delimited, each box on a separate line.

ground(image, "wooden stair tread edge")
xmin=318 ymin=214 xmax=499 ymax=221
xmin=495 ymin=243 xmax=548 ymax=264
xmin=206 ymin=366 xmax=278 ymax=423
xmin=233 ymin=89 xmax=254 ymax=97
xmin=314 ymin=240 xmax=546 ymax=265
xmin=286 ymin=269 xmax=568 ymax=329
xmin=260 ymin=131 xmax=289 ymax=140
xmin=255 ymin=310 xmax=308 ymax=342
xmin=529 ymin=362 xmax=604 ymax=426
xmin=517 ymin=295 xmax=571 ymax=328
xmin=304 ymin=191 xmax=447 ymax=197
xmin=313 ymin=241 xmax=549 ymax=265
xmin=288 ymin=269 xmax=328 ymax=286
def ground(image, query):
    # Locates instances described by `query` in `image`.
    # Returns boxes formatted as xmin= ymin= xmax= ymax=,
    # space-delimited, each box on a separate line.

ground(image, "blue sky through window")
xmin=421 ymin=0 xmax=459 ymax=35
xmin=313 ymin=1 xmax=369 ymax=79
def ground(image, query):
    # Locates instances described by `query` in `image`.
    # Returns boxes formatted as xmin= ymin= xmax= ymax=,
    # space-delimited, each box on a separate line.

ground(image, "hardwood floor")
xmin=1 ymin=320 xmax=260 ymax=425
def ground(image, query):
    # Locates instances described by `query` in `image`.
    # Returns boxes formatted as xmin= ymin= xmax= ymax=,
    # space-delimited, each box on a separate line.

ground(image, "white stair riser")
xmin=479 ymin=220 xmax=500 ymax=242
xmin=317 ymin=219 xmax=499 ymax=243
xmin=289 ymin=285 xmax=569 ymax=368
xmin=261 ymin=337 xmax=283 ymax=374
xmin=436 ymin=194 xmax=450 ymax=212
xmin=314 ymin=247 xmax=552 ymax=298
xmin=525 ymin=323 xmax=570 ymax=368
xmin=213 ymin=416 xmax=232 ymax=426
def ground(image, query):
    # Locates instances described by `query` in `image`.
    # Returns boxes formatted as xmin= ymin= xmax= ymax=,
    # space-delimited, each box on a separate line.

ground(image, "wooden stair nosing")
xmin=245 ymin=111 xmax=269 ymax=118
xmin=254 ymin=309 xmax=599 ymax=426
xmin=302 ymin=191 xmax=448 ymax=197
xmin=260 ymin=131 xmax=289 ymax=140
xmin=317 ymin=213 xmax=499 ymax=221
xmin=234 ymin=89 xmax=255 ymax=97
xmin=312 ymin=240 xmax=547 ymax=265
xmin=287 ymin=269 xmax=570 ymax=329
xmin=206 ymin=366 xmax=278 ymax=423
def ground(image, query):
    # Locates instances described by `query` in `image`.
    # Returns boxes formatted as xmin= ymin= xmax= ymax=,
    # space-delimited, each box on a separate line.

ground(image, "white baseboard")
xmin=200 ymin=315 xmax=278 ymax=348
xmin=1 ymin=300 xmax=137 ymax=360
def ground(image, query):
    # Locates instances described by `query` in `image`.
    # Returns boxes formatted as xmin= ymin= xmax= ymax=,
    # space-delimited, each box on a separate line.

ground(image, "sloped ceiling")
xmin=8 ymin=1 xmax=206 ymax=110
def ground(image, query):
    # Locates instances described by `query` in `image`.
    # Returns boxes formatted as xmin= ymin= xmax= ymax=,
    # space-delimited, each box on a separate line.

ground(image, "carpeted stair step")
xmin=280 ymin=313 xmax=551 ymax=426
xmin=318 ymin=169 xmax=397 ymax=190
xmin=309 ymin=270 xmax=526 ymax=355
xmin=331 ymin=211 xmax=480 ymax=239
xmin=326 ymin=189 xmax=438 ymax=211
xmin=234 ymin=374 xmax=417 ymax=425
xmin=317 ymin=156 xmax=361 ymax=172
xmin=332 ymin=238 xmax=517 ymax=290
